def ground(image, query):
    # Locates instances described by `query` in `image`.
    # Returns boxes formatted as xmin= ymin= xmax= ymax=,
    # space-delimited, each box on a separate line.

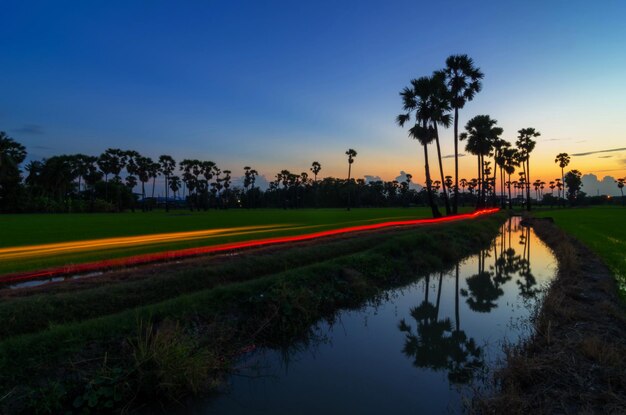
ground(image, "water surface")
xmin=181 ymin=217 xmax=555 ymax=414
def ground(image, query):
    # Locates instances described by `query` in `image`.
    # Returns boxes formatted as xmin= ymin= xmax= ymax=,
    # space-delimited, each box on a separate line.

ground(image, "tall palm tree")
xmin=345 ymin=149 xmax=357 ymax=211
xmin=460 ymin=115 xmax=502 ymax=209
xmin=397 ymin=77 xmax=443 ymax=217
xmin=516 ymin=128 xmax=540 ymax=211
xmin=554 ymin=153 xmax=570 ymax=204
xmin=493 ymin=139 xmax=510 ymax=208
xmin=444 ymin=55 xmax=484 ymax=214
xmin=430 ymin=71 xmax=453 ymax=215
xmin=158 ymin=155 xmax=176 ymax=211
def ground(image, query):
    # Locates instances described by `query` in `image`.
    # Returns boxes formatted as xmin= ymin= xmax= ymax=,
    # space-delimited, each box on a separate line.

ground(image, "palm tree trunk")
xmin=453 ymin=108 xmax=459 ymax=214
xmin=433 ymin=126 xmax=451 ymax=215
xmin=165 ymin=175 xmax=169 ymax=212
xmin=526 ymin=159 xmax=531 ymax=211
xmin=151 ymin=177 xmax=156 ymax=199
xmin=423 ymin=144 xmax=441 ymax=218
xmin=476 ymin=156 xmax=482 ymax=210
xmin=507 ymin=173 xmax=512 ymax=209
xmin=347 ymin=163 xmax=352 ymax=211
xmin=561 ymin=167 xmax=565 ymax=207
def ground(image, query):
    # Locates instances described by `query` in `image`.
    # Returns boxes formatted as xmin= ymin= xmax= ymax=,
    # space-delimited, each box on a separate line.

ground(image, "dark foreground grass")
xmin=534 ymin=206 xmax=626 ymax=294
xmin=0 ymin=213 xmax=503 ymax=414
xmin=0 ymin=208 xmax=451 ymax=274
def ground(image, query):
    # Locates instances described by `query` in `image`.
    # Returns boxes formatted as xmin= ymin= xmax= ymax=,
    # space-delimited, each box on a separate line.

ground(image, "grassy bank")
xmin=0 ymin=208 xmax=458 ymax=275
xmin=0 ymin=213 xmax=503 ymax=414
xmin=534 ymin=206 xmax=626 ymax=294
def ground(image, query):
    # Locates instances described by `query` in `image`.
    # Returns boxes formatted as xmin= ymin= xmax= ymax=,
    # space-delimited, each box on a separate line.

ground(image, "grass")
xmin=0 ymin=208 xmax=458 ymax=275
xmin=533 ymin=206 xmax=626 ymax=293
xmin=0 ymin=214 xmax=504 ymax=413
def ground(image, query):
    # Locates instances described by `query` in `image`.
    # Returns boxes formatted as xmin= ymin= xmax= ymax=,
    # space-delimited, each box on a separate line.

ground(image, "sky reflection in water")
xmin=183 ymin=217 xmax=556 ymax=414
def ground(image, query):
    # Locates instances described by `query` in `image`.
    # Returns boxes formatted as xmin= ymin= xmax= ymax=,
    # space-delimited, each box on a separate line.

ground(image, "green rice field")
xmin=534 ymin=206 xmax=626 ymax=292
xmin=0 ymin=208 xmax=450 ymax=275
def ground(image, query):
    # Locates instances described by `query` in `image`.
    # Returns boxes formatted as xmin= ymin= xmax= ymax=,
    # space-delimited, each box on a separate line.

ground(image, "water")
xmin=178 ymin=217 xmax=556 ymax=414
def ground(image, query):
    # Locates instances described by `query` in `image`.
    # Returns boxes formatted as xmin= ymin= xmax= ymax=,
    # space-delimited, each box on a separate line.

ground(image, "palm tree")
xmin=444 ymin=55 xmax=484 ymax=214
xmin=493 ymin=139 xmax=510 ymax=207
xmin=158 ymin=155 xmax=176 ymax=211
xmin=502 ymin=147 xmax=519 ymax=209
xmin=554 ymin=153 xmax=570 ymax=205
xmin=168 ymin=175 xmax=181 ymax=199
xmin=310 ymin=161 xmax=321 ymax=182
xmin=615 ymin=177 xmax=624 ymax=205
xmin=397 ymin=76 xmax=443 ymax=218
xmin=516 ymin=128 xmax=540 ymax=211
xmin=345 ymin=149 xmax=357 ymax=211
xmin=460 ymin=115 xmax=502 ymax=209
xmin=430 ymin=71 xmax=453 ymax=215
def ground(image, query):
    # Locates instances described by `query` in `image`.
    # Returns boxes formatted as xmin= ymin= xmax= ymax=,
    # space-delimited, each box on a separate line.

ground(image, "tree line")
xmin=396 ymin=54 xmax=625 ymax=216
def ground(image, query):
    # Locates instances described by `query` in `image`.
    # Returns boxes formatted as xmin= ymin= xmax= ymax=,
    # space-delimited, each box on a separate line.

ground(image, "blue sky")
xmin=1 ymin=0 xmax=625 ymax=190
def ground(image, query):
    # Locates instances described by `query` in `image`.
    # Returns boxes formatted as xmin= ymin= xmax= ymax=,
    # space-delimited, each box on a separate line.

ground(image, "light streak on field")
xmin=0 ymin=209 xmax=499 ymax=285
xmin=0 ymin=224 xmax=296 ymax=260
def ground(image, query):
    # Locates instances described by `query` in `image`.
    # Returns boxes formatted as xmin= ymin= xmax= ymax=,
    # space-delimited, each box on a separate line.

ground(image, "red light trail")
xmin=0 ymin=209 xmax=499 ymax=286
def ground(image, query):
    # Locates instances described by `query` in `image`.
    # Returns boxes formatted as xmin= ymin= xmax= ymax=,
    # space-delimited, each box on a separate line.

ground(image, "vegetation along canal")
xmin=177 ymin=216 xmax=556 ymax=414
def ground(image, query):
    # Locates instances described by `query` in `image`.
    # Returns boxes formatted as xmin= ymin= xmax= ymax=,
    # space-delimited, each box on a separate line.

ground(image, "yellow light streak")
xmin=0 ymin=224 xmax=297 ymax=260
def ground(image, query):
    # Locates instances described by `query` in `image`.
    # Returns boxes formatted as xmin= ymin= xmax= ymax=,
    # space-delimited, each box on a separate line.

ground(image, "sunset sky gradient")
xmin=1 ymin=1 xmax=625 ymax=192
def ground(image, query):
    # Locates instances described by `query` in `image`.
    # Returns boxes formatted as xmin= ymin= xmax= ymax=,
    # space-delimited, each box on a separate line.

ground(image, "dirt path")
xmin=477 ymin=217 xmax=626 ymax=414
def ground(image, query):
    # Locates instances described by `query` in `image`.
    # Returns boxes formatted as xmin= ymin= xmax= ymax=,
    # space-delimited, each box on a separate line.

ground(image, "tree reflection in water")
xmin=399 ymin=217 xmax=541 ymax=384
xmin=399 ymin=272 xmax=483 ymax=384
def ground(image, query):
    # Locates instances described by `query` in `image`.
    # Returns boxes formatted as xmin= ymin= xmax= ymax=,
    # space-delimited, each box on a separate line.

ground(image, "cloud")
xmin=13 ymin=124 xmax=44 ymax=135
xmin=575 ymin=140 xmax=587 ymax=143
xmin=598 ymin=155 xmax=613 ymax=159
xmin=442 ymin=153 xmax=466 ymax=159
xmin=364 ymin=175 xmax=382 ymax=183
xmin=581 ymin=174 xmax=622 ymax=196
xmin=394 ymin=170 xmax=422 ymax=190
xmin=572 ymin=147 xmax=626 ymax=156
xmin=30 ymin=145 xmax=53 ymax=150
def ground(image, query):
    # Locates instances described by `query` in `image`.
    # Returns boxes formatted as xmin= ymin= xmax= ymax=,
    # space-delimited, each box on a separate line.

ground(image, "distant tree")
xmin=501 ymin=147 xmax=519 ymax=209
xmin=310 ymin=161 xmax=321 ymax=182
xmin=516 ymin=128 xmax=540 ymax=211
xmin=460 ymin=115 xmax=502 ymax=209
xmin=159 ymin=155 xmax=176 ymax=211
xmin=0 ymin=132 xmax=27 ymax=211
xmin=617 ymin=177 xmax=625 ymax=205
xmin=345 ymin=148 xmax=357 ymax=211
xmin=554 ymin=153 xmax=570 ymax=204
xmin=443 ymin=54 xmax=484 ymax=214
xmin=564 ymin=169 xmax=583 ymax=203
xmin=169 ymin=175 xmax=181 ymax=199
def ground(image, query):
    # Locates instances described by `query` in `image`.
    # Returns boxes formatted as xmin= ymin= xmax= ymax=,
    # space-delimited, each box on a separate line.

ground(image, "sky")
xmin=1 ymin=0 xmax=625 ymax=195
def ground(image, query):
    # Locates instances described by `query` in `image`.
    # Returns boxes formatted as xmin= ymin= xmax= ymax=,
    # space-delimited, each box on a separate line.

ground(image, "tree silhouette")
xmin=430 ymin=71 xmax=453 ymax=215
xmin=444 ymin=55 xmax=484 ymax=214
xmin=159 ymin=155 xmax=176 ymax=212
xmin=516 ymin=128 xmax=540 ymax=211
xmin=397 ymin=76 xmax=444 ymax=218
xmin=501 ymin=147 xmax=519 ymax=209
xmin=564 ymin=169 xmax=583 ymax=203
xmin=460 ymin=115 xmax=502 ymax=209
xmin=554 ymin=153 xmax=570 ymax=205
xmin=345 ymin=149 xmax=357 ymax=211
xmin=617 ymin=177 xmax=625 ymax=205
